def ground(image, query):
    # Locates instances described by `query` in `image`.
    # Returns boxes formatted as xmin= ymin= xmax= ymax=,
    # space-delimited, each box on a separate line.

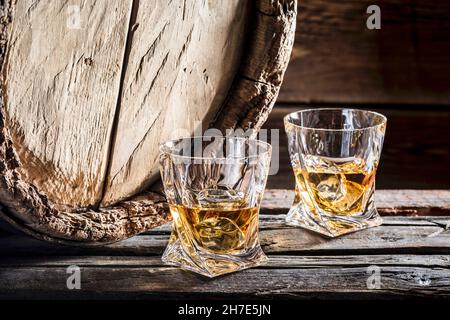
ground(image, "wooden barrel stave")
xmin=0 ymin=0 xmax=297 ymax=244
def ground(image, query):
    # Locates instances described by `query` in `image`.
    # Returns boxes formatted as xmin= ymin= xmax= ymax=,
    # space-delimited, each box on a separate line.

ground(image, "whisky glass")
xmin=159 ymin=136 xmax=271 ymax=277
xmin=284 ymin=109 xmax=387 ymax=237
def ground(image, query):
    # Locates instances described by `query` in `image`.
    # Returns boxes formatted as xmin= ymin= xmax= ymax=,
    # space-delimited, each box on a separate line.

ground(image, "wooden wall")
xmin=280 ymin=0 xmax=450 ymax=105
xmin=265 ymin=0 xmax=450 ymax=190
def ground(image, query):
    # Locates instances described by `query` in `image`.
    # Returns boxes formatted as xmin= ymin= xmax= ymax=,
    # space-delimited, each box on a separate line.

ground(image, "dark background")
xmin=264 ymin=0 xmax=450 ymax=190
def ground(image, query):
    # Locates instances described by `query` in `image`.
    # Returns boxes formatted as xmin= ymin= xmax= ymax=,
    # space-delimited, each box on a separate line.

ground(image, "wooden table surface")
xmin=0 ymin=189 xmax=449 ymax=300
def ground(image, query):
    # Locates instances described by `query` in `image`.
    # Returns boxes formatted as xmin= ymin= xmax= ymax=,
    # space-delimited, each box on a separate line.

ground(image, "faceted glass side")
xmin=284 ymin=109 xmax=387 ymax=237
xmin=159 ymin=137 xmax=271 ymax=277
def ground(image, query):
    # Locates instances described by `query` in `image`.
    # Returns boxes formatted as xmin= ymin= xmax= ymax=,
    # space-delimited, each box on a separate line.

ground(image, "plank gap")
xmin=98 ymin=0 xmax=138 ymax=208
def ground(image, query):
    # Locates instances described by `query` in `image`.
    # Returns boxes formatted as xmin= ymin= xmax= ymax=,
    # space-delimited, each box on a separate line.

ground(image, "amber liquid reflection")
xmin=170 ymin=204 xmax=258 ymax=254
xmin=294 ymin=156 xmax=377 ymax=216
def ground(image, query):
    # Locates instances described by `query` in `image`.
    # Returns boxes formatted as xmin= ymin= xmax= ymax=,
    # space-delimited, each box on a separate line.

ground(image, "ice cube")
xmin=196 ymin=217 xmax=245 ymax=252
xmin=197 ymin=186 xmax=245 ymax=208
xmin=316 ymin=174 xmax=347 ymax=202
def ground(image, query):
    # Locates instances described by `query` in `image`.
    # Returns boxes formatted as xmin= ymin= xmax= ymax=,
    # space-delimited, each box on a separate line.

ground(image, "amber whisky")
xmin=294 ymin=155 xmax=376 ymax=215
xmin=169 ymin=203 xmax=258 ymax=254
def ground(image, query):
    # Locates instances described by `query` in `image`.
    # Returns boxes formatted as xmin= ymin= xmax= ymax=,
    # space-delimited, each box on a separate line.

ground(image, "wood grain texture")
xmin=1 ymin=213 xmax=449 ymax=256
xmin=261 ymin=189 xmax=450 ymax=215
xmin=2 ymin=254 xmax=449 ymax=268
xmin=278 ymin=0 xmax=450 ymax=104
xmin=0 ymin=0 xmax=170 ymax=244
xmin=0 ymin=0 xmax=297 ymax=243
xmin=103 ymin=0 xmax=250 ymax=205
xmin=0 ymin=209 xmax=450 ymax=299
xmin=3 ymin=0 xmax=131 ymax=207
xmin=212 ymin=0 xmax=297 ymax=134
xmin=0 ymin=263 xmax=449 ymax=299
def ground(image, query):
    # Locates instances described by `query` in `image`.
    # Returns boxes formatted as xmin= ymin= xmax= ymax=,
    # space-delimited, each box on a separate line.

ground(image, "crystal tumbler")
xmin=159 ymin=136 xmax=271 ymax=277
xmin=284 ymin=108 xmax=387 ymax=237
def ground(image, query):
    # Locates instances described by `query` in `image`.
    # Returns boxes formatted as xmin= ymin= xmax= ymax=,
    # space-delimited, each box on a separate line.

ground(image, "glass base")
xmin=286 ymin=203 xmax=383 ymax=237
xmin=162 ymin=237 xmax=268 ymax=278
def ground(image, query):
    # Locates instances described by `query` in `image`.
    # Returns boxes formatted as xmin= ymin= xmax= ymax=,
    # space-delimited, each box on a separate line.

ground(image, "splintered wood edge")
xmin=213 ymin=0 xmax=297 ymax=134
xmin=0 ymin=0 xmax=297 ymax=244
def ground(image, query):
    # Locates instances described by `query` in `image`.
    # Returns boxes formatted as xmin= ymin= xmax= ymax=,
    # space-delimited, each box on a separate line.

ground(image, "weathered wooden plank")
xmin=1 ymin=188 xmax=448 ymax=233
xmin=0 ymin=264 xmax=448 ymax=299
xmin=261 ymin=224 xmax=449 ymax=254
xmin=1 ymin=254 xmax=449 ymax=268
xmin=4 ymin=0 xmax=132 ymax=206
xmin=147 ymin=214 xmax=450 ymax=233
xmin=0 ymin=254 xmax=449 ymax=299
xmin=102 ymin=0 xmax=250 ymax=205
xmin=261 ymin=189 xmax=450 ymax=215
xmin=0 ymin=215 xmax=449 ymax=256
xmin=279 ymin=0 xmax=450 ymax=105
xmin=263 ymin=107 xmax=450 ymax=191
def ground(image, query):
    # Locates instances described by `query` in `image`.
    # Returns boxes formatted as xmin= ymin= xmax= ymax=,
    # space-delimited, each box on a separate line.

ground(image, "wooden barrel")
xmin=0 ymin=0 xmax=296 ymax=244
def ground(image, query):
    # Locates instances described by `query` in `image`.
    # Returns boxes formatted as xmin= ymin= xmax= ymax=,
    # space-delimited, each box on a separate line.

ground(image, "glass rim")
xmin=159 ymin=136 xmax=272 ymax=161
xmin=284 ymin=108 xmax=387 ymax=132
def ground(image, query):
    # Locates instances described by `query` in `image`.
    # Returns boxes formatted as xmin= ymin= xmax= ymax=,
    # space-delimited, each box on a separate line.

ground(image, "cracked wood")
xmin=103 ymin=0 xmax=250 ymax=205
xmin=3 ymin=0 xmax=132 ymax=207
xmin=0 ymin=204 xmax=450 ymax=299
xmin=1 ymin=209 xmax=450 ymax=256
xmin=0 ymin=0 xmax=297 ymax=243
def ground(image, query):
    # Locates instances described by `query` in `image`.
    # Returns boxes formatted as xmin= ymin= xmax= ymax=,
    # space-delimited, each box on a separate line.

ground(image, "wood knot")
xmin=84 ymin=57 xmax=93 ymax=66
